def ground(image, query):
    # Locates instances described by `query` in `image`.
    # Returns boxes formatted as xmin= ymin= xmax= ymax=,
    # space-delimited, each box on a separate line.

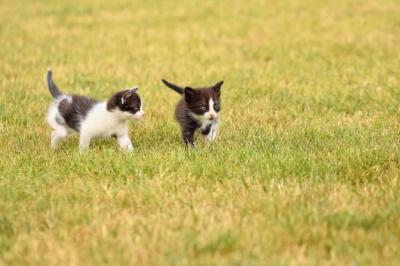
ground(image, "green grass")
xmin=1 ymin=0 xmax=400 ymax=265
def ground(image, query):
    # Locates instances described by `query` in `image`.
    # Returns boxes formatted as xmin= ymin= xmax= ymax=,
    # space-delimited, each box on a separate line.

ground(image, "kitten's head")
xmin=184 ymin=81 xmax=224 ymax=121
xmin=107 ymin=88 xmax=144 ymax=120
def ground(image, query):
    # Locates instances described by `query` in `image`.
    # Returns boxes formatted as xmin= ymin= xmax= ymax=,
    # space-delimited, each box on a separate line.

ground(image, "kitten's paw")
xmin=119 ymin=143 xmax=134 ymax=152
xmin=125 ymin=146 xmax=134 ymax=152
xmin=185 ymin=142 xmax=196 ymax=148
xmin=205 ymin=134 xmax=214 ymax=142
xmin=79 ymin=145 xmax=89 ymax=153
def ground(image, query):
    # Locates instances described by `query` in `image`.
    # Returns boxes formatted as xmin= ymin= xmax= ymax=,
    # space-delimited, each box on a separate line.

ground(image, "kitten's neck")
xmin=99 ymin=102 xmax=130 ymax=124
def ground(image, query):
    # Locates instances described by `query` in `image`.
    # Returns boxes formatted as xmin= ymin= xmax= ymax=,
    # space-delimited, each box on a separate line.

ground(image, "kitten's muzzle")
xmin=208 ymin=114 xmax=217 ymax=121
xmin=134 ymin=111 xmax=145 ymax=119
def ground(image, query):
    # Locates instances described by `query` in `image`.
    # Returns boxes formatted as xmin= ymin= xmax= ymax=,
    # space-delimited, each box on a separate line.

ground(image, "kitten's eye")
xmin=200 ymin=106 xmax=208 ymax=112
xmin=130 ymin=107 xmax=140 ymax=113
xmin=214 ymin=103 xmax=220 ymax=111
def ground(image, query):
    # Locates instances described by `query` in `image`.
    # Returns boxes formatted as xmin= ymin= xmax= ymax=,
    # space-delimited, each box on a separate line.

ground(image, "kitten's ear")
xmin=184 ymin=87 xmax=196 ymax=102
xmin=121 ymin=90 xmax=133 ymax=104
xmin=131 ymin=87 xmax=138 ymax=93
xmin=213 ymin=81 xmax=224 ymax=94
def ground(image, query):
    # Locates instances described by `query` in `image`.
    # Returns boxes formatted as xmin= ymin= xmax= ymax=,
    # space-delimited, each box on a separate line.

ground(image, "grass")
xmin=0 ymin=0 xmax=400 ymax=265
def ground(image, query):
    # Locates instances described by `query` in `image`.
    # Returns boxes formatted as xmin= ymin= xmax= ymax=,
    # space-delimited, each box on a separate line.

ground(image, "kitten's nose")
xmin=209 ymin=114 xmax=216 ymax=120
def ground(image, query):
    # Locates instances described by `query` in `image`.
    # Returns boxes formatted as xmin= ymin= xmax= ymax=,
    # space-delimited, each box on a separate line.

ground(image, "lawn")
xmin=0 ymin=0 xmax=400 ymax=265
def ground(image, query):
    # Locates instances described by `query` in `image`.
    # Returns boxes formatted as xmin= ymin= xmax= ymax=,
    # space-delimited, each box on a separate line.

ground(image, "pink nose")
xmin=209 ymin=115 xmax=215 ymax=120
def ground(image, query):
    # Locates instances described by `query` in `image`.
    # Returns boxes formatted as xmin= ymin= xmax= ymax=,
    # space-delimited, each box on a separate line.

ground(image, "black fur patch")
xmin=201 ymin=124 xmax=212 ymax=135
xmin=58 ymin=95 xmax=97 ymax=132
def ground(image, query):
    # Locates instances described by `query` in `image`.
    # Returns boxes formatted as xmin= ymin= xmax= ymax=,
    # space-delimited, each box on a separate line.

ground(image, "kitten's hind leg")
xmin=51 ymin=126 xmax=69 ymax=148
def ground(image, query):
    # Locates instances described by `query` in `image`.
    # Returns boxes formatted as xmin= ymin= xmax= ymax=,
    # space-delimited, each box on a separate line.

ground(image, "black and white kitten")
xmin=46 ymin=69 xmax=144 ymax=152
xmin=161 ymin=79 xmax=223 ymax=146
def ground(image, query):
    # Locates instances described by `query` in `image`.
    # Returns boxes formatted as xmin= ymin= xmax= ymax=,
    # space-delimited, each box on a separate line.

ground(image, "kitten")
xmin=46 ymin=69 xmax=144 ymax=152
xmin=161 ymin=79 xmax=224 ymax=146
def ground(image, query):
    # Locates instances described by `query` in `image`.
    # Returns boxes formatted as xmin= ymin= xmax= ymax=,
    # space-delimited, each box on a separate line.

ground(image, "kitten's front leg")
xmin=117 ymin=134 xmax=134 ymax=152
xmin=79 ymin=134 xmax=92 ymax=152
xmin=202 ymin=123 xmax=218 ymax=142
xmin=209 ymin=123 xmax=219 ymax=141
xmin=182 ymin=128 xmax=196 ymax=146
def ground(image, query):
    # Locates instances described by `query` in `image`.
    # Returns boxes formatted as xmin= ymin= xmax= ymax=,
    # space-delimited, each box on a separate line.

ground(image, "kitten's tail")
xmin=161 ymin=79 xmax=184 ymax=94
xmin=47 ymin=68 xmax=63 ymax=99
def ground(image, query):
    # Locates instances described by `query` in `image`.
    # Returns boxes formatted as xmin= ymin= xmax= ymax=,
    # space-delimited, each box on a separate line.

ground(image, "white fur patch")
xmin=206 ymin=98 xmax=218 ymax=120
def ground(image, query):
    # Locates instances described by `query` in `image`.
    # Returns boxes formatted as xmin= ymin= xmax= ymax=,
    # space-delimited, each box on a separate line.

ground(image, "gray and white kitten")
xmin=46 ymin=69 xmax=144 ymax=152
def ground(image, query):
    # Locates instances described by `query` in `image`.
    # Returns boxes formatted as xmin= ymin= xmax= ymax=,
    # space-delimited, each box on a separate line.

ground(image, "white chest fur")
xmin=81 ymin=102 xmax=129 ymax=138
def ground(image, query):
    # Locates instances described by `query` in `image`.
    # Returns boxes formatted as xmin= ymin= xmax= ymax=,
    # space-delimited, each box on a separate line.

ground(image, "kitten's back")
xmin=58 ymin=95 xmax=98 ymax=132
